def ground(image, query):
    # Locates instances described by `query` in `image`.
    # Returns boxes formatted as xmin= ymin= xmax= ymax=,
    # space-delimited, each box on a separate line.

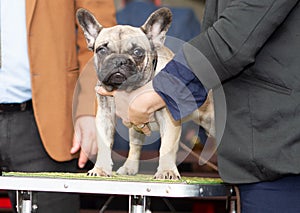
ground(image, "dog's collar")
xmin=152 ymin=53 xmax=158 ymax=72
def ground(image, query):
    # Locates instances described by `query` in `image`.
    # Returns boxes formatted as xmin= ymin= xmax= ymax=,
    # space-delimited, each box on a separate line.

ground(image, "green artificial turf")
xmin=3 ymin=172 xmax=223 ymax=185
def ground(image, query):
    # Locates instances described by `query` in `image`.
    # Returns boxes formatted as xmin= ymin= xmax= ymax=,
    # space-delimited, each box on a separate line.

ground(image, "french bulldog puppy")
xmin=76 ymin=7 xmax=214 ymax=180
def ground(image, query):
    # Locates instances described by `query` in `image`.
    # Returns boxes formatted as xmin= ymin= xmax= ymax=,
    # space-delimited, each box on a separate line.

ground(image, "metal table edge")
xmin=0 ymin=176 xmax=232 ymax=198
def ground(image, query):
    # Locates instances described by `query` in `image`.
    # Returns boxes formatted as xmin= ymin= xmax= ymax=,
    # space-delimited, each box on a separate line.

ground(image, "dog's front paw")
xmin=153 ymin=170 xmax=181 ymax=180
xmin=116 ymin=161 xmax=139 ymax=175
xmin=87 ymin=167 xmax=112 ymax=177
xmin=116 ymin=166 xmax=137 ymax=175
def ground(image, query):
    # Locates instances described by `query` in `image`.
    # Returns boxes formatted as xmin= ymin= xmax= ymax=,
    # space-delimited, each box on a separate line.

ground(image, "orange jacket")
xmin=26 ymin=0 xmax=116 ymax=161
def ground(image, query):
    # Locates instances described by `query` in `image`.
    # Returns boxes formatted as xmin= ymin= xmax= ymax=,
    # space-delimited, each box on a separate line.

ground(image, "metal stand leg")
xmin=229 ymin=199 xmax=237 ymax=213
xmin=226 ymin=187 xmax=238 ymax=213
xmin=129 ymin=195 xmax=151 ymax=213
xmin=99 ymin=195 xmax=115 ymax=213
xmin=16 ymin=191 xmax=38 ymax=213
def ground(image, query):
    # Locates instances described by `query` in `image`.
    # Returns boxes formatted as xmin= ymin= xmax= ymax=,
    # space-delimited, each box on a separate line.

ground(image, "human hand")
xmin=71 ymin=116 xmax=97 ymax=168
xmin=96 ymin=82 xmax=166 ymax=135
xmin=127 ymin=88 xmax=166 ymax=135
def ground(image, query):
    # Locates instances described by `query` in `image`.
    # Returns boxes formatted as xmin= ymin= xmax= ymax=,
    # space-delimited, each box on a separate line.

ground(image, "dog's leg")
xmin=186 ymin=91 xmax=215 ymax=137
xmin=154 ymin=109 xmax=181 ymax=180
xmin=88 ymin=95 xmax=116 ymax=177
xmin=117 ymin=128 xmax=145 ymax=175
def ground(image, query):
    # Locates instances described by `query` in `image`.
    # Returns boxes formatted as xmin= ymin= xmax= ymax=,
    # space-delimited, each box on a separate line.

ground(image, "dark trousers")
xmin=239 ymin=175 xmax=300 ymax=213
xmin=0 ymin=109 xmax=80 ymax=213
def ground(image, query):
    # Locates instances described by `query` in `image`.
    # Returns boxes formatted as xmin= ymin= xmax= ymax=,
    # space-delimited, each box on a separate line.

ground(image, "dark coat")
xmin=184 ymin=0 xmax=300 ymax=183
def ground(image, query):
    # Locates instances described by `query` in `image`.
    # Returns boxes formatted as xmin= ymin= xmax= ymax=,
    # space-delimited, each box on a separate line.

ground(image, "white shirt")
xmin=0 ymin=0 xmax=31 ymax=103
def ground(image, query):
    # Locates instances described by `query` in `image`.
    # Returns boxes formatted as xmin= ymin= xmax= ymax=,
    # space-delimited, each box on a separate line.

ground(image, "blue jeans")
xmin=239 ymin=175 xmax=300 ymax=213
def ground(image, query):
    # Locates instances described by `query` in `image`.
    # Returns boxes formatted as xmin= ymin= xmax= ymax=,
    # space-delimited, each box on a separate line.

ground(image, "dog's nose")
xmin=114 ymin=58 xmax=126 ymax=67
xmin=112 ymin=57 xmax=130 ymax=68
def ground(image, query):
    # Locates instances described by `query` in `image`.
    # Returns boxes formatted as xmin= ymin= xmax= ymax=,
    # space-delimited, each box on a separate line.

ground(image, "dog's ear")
xmin=76 ymin=8 xmax=103 ymax=51
xmin=141 ymin=7 xmax=172 ymax=48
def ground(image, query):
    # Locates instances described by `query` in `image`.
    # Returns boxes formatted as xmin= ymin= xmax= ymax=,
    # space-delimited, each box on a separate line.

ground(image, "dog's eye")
xmin=133 ymin=48 xmax=144 ymax=57
xmin=96 ymin=46 xmax=108 ymax=55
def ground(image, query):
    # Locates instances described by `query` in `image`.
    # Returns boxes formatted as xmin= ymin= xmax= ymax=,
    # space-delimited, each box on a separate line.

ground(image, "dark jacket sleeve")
xmin=153 ymin=50 xmax=207 ymax=121
xmin=185 ymin=0 xmax=299 ymax=88
xmin=153 ymin=0 xmax=299 ymax=121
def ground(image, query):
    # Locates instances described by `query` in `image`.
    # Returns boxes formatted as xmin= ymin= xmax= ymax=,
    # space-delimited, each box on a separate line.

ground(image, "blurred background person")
xmin=0 ymin=0 xmax=116 ymax=212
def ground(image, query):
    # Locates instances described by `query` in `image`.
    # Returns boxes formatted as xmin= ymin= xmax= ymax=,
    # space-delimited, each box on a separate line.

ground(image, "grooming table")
xmin=0 ymin=172 xmax=234 ymax=213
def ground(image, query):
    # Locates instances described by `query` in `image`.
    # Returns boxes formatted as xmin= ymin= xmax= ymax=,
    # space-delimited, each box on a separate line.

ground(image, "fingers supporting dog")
xmin=133 ymin=122 xmax=151 ymax=136
xmin=95 ymin=86 xmax=115 ymax=96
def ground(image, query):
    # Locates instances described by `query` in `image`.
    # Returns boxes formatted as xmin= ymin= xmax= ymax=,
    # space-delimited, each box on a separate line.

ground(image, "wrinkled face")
xmin=94 ymin=26 xmax=157 ymax=92
xmin=77 ymin=7 xmax=172 ymax=91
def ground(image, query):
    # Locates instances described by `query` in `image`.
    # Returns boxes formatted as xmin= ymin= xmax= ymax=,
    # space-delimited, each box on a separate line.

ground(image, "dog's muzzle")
xmin=100 ymin=56 xmax=138 ymax=90
xmin=106 ymin=72 xmax=127 ymax=85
